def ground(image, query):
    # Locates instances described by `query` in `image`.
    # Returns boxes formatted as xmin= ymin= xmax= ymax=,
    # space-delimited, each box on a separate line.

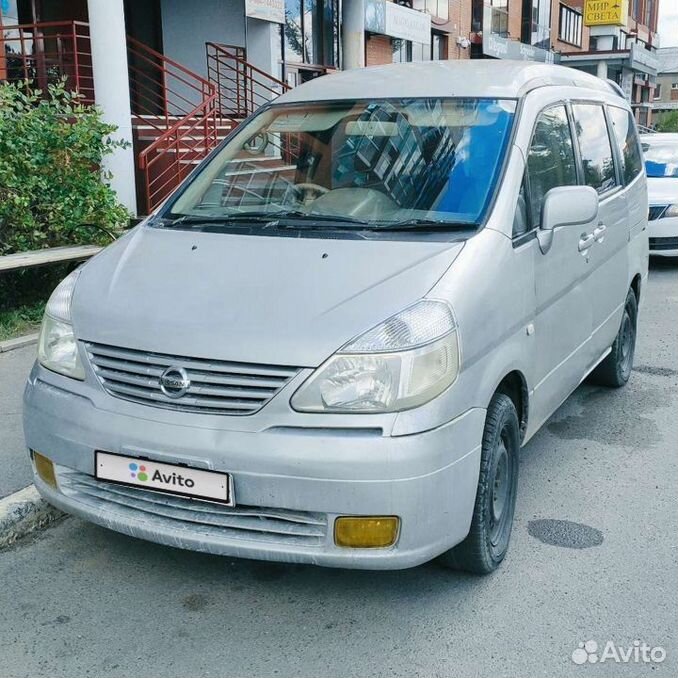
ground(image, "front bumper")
xmin=24 ymin=366 xmax=484 ymax=569
xmin=649 ymin=217 xmax=678 ymax=257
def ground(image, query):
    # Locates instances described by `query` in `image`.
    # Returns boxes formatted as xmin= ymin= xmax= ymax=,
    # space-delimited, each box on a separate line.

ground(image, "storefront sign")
xmin=482 ymin=6 xmax=557 ymax=63
xmin=245 ymin=0 xmax=285 ymax=24
xmin=583 ymin=0 xmax=628 ymax=27
xmin=365 ymin=0 xmax=431 ymax=45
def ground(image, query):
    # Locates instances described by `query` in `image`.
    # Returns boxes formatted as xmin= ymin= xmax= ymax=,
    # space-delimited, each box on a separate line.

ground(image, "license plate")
xmin=95 ymin=451 xmax=234 ymax=505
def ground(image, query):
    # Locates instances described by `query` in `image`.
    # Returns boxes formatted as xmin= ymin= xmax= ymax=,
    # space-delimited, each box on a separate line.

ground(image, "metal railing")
xmin=127 ymin=37 xmax=230 ymax=213
xmin=206 ymin=42 xmax=290 ymax=118
xmin=0 ymin=20 xmax=94 ymax=101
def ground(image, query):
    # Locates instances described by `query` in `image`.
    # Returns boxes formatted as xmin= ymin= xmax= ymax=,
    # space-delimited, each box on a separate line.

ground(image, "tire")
xmin=439 ymin=393 xmax=520 ymax=574
xmin=589 ymin=288 xmax=638 ymax=388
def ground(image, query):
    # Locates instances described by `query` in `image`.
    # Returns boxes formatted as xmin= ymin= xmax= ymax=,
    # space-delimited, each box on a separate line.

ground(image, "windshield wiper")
xmin=159 ymin=211 xmax=369 ymax=229
xmin=374 ymin=218 xmax=476 ymax=231
xmin=160 ymin=212 xmax=280 ymax=227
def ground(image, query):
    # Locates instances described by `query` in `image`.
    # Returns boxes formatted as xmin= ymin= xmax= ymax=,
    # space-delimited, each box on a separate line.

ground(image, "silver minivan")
xmin=25 ymin=61 xmax=648 ymax=574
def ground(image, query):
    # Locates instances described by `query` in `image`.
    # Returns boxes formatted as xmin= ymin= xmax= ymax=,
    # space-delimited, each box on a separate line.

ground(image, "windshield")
xmin=165 ymin=98 xmax=516 ymax=230
xmin=642 ymin=138 xmax=678 ymax=178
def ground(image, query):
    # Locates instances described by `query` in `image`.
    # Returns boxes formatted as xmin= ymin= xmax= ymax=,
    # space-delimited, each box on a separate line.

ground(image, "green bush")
xmin=655 ymin=110 xmax=678 ymax=133
xmin=0 ymin=80 xmax=130 ymax=255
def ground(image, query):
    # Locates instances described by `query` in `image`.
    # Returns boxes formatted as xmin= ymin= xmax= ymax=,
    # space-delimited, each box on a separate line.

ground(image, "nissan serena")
xmin=24 ymin=61 xmax=649 ymax=573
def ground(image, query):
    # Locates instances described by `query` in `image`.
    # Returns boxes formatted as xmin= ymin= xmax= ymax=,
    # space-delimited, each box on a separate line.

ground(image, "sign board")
xmin=245 ymin=0 xmax=285 ymax=24
xmin=365 ymin=0 xmax=431 ymax=45
xmin=482 ymin=5 xmax=557 ymax=63
xmin=584 ymin=0 xmax=628 ymax=27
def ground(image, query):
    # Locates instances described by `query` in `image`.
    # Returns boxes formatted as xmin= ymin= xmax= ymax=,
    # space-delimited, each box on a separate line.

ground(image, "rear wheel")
xmin=590 ymin=288 xmax=638 ymax=388
xmin=439 ymin=393 xmax=520 ymax=574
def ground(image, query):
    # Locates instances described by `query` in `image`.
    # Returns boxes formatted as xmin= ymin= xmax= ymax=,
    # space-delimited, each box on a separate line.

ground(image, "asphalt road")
xmin=0 ymin=345 xmax=36 ymax=497
xmin=0 ymin=260 xmax=676 ymax=678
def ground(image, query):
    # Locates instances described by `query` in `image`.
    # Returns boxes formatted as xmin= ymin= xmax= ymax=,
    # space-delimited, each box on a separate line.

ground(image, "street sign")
xmin=584 ymin=0 xmax=628 ymax=27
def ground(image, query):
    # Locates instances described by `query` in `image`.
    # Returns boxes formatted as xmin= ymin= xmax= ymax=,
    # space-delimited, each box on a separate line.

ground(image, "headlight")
xmin=664 ymin=204 xmax=678 ymax=218
xmin=291 ymin=300 xmax=460 ymax=413
xmin=38 ymin=270 xmax=85 ymax=380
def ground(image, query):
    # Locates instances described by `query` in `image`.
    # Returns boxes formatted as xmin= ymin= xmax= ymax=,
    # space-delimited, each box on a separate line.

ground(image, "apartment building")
xmin=653 ymin=46 xmax=678 ymax=125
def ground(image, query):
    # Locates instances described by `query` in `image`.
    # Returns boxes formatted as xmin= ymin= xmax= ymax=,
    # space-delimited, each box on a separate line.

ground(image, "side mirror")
xmin=538 ymin=185 xmax=599 ymax=254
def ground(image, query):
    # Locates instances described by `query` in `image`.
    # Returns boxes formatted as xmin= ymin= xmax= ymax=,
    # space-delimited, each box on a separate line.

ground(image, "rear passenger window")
xmin=608 ymin=107 xmax=643 ymax=184
xmin=571 ymin=104 xmax=617 ymax=194
xmin=526 ymin=105 xmax=578 ymax=228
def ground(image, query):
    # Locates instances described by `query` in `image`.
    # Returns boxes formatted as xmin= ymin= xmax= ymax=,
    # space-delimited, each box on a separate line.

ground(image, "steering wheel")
xmin=292 ymin=182 xmax=330 ymax=203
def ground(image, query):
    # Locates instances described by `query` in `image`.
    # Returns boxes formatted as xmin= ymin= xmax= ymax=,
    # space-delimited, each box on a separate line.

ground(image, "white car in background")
xmin=641 ymin=133 xmax=678 ymax=257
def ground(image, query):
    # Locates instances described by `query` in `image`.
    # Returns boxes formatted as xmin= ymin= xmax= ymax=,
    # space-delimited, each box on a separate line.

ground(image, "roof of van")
xmin=276 ymin=60 xmax=620 ymax=104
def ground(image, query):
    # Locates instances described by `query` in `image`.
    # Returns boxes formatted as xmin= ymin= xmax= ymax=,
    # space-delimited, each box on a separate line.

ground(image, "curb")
xmin=0 ymin=485 xmax=64 ymax=550
xmin=0 ymin=333 xmax=39 ymax=353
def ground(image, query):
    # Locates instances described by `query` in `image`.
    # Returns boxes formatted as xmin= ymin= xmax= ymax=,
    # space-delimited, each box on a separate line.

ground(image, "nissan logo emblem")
xmin=159 ymin=366 xmax=191 ymax=398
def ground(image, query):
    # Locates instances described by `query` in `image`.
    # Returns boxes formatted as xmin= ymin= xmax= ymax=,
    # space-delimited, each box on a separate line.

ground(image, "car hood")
xmin=647 ymin=177 xmax=678 ymax=205
xmin=72 ymin=226 xmax=465 ymax=367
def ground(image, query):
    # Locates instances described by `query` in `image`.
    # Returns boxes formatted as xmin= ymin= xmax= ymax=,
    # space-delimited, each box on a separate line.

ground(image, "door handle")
xmin=593 ymin=223 xmax=607 ymax=242
xmin=578 ymin=233 xmax=595 ymax=252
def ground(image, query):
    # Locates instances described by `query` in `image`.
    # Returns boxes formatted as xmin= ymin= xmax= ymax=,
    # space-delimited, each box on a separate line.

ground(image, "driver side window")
xmin=526 ymin=105 xmax=578 ymax=228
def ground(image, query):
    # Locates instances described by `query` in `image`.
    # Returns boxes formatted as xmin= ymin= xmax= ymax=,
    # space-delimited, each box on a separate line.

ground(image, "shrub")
xmin=655 ymin=110 xmax=678 ymax=134
xmin=0 ymin=80 xmax=130 ymax=255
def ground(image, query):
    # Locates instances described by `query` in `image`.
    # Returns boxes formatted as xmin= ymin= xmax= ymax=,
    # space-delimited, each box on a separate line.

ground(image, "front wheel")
xmin=589 ymin=287 xmax=638 ymax=388
xmin=439 ymin=393 xmax=520 ymax=574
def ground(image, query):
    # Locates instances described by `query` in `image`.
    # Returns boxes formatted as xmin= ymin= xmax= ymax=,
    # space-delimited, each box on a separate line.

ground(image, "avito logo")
xmin=128 ymin=462 xmax=148 ymax=482
xmin=128 ymin=462 xmax=196 ymax=488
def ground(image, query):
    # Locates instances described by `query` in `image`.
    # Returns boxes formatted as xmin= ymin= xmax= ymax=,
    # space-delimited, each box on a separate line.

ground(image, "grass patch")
xmin=0 ymin=302 xmax=45 ymax=342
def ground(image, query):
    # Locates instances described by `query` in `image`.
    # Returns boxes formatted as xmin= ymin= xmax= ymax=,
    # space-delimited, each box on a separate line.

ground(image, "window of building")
xmin=431 ymin=33 xmax=447 ymax=60
xmin=672 ymin=82 xmax=678 ymax=89
xmin=608 ymin=107 xmax=643 ymax=185
xmin=522 ymin=0 xmax=551 ymax=49
xmin=392 ymin=39 xmax=429 ymax=63
xmin=413 ymin=0 xmax=449 ymax=21
xmin=284 ymin=0 xmax=340 ymax=68
xmin=558 ymin=4 xmax=582 ymax=47
xmin=471 ymin=0 xmax=509 ymax=35
xmin=571 ymin=104 xmax=618 ymax=195
xmin=526 ymin=105 xmax=578 ymax=228
xmin=654 ymin=84 xmax=662 ymax=99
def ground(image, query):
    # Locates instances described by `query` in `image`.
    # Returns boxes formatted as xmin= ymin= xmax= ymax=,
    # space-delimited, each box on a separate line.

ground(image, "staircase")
xmin=1 ymin=21 xmax=292 ymax=215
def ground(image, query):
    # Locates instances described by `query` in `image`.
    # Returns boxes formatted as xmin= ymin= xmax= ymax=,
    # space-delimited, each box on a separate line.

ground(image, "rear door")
xmin=527 ymin=104 xmax=595 ymax=427
xmin=570 ymin=103 xmax=630 ymax=363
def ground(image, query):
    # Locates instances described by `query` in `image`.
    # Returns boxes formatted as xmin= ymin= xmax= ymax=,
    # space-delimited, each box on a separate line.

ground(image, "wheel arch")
xmin=631 ymin=273 xmax=642 ymax=304
xmin=493 ymin=370 xmax=529 ymax=443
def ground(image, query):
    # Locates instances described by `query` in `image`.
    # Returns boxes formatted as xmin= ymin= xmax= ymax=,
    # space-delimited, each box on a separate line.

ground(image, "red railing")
xmin=0 ymin=21 xmax=94 ymax=102
xmin=126 ymin=37 xmax=234 ymax=213
xmin=206 ymin=42 xmax=290 ymax=118
xmin=137 ymin=93 xmax=221 ymax=213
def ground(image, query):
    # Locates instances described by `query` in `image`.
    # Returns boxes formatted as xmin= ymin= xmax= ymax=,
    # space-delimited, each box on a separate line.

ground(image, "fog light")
xmin=33 ymin=451 xmax=57 ymax=489
xmin=334 ymin=516 xmax=399 ymax=548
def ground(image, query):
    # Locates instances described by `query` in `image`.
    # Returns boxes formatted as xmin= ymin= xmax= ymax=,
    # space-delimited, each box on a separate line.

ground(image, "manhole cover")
xmin=528 ymin=519 xmax=603 ymax=549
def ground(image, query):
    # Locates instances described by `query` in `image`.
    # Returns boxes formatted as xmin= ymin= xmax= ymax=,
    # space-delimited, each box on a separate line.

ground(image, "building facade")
xmin=0 ymin=0 xmax=668 ymax=215
xmin=558 ymin=0 xmax=660 ymax=126
xmin=653 ymin=46 xmax=678 ymax=125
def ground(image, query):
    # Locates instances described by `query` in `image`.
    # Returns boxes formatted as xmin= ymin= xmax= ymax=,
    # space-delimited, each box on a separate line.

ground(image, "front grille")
xmin=650 ymin=236 xmax=678 ymax=251
xmin=85 ymin=342 xmax=301 ymax=415
xmin=649 ymin=205 xmax=668 ymax=221
xmin=58 ymin=467 xmax=328 ymax=545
